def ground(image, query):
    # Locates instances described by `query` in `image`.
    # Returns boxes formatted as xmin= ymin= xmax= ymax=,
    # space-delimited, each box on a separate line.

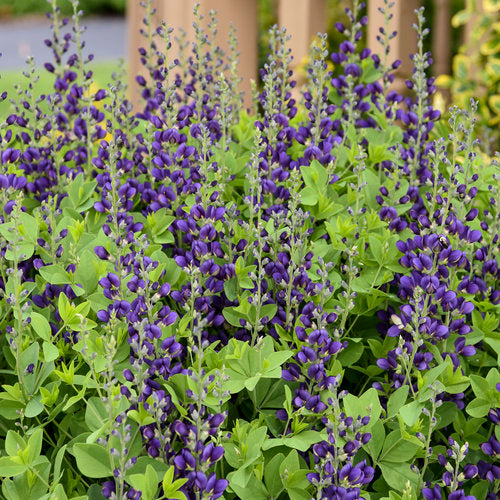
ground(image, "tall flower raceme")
xmin=256 ymin=24 xmax=297 ymax=173
xmin=375 ymin=11 xmax=469 ymax=376
xmin=305 ymin=376 xmax=374 ymax=500
xmin=376 ymin=102 xmax=498 ymax=380
xmin=395 ymin=8 xmax=441 ymax=186
xmin=7 ymin=2 xmax=108 ymax=200
xmin=422 ymin=438 xmax=479 ymax=500
xmin=295 ymin=1 xmax=384 ymax=185
xmin=328 ymin=2 xmax=382 ymax=136
xmin=373 ymin=10 xmax=499 ymax=500
xmin=0 ymin=2 xmax=499 ymax=500
xmin=280 ymin=258 xmax=346 ymax=419
xmin=91 ymin=125 xmax=224 ymax=499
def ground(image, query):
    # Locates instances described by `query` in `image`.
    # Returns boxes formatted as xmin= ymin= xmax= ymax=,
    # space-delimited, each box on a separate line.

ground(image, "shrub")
xmin=436 ymin=0 xmax=500 ymax=152
xmin=0 ymin=1 xmax=498 ymax=499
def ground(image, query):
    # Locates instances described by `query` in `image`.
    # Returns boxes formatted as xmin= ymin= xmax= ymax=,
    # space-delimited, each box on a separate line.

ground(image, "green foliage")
xmin=437 ymin=0 xmax=500 ymax=149
xmin=0 ymin=0 xmax=125 ymax=16
xmin=0 ymin=2 xmax=498 ymax=499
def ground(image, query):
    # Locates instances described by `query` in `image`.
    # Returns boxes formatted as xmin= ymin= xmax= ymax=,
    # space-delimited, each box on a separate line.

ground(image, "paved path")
xmin=0 ymin=16 xmax=126 ymax=70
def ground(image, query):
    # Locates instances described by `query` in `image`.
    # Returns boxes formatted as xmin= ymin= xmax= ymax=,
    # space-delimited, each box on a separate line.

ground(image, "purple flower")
xmin=422 ymin=485 xmax=442 ymax=500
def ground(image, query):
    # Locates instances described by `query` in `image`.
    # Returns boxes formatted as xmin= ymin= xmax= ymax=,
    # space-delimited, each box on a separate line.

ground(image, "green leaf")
xmin=51 ymin=483 xmax=69 ymax=500
xmin=125 ymin=456 xmax=171 ymax=480
xmin=368 ymin=420 xmax=385 ymax=461
xmin=5 ymin=430 xmax=26 ymax=456
xmin=217 ymin=149 xmax=248 ymax=175
xmin=85 ymin=397 xmax=108 ymax=431
xmin=228 ymin=464 xmax=258 ymax=490
xmin=287 ymin=487 xmax=312 ymax=500
xmin=301 ymin=160 xmax=327 ymax=194
xmin=387 ymin=386 xmax=409 ymax=418
xmin=223 ymin=278 xmax=238 ymax=301
xmin=74 ymin=250 xmax=98 ymax=294
xmin=418 ymin=362 xmax=448 ymax=400
xmin=43 ymin=341 xmax=59 ymax=362
xmin=229 ymin=471 xmax=268 ymax=500
xmin=87 ymin=291 xmax=112 ymax=313
xmin=436 ymin=402 xmax=458 ymax=430
xmin=469 ymin=374 xmax=491 ymax=399
xmin=470 ymin=481 xmax=490 ymax=499
xmin=162 ymin=466 xmax=188 ymax=500
xmin=284 ymin=470 xmax=310 ymax=491
xmin=378 ymin=461 xmax=418 ymax=491
xmin=223 ymin=307 xmax=244 ymax=327
xmin=486 ymin=368 xmax=500 ymax=388
xmin=351 ymin=265 xmax=392 ymax=293
xmin=263 ymin=430 xmax=325 ymax=452
xmin=0 ymin=220 xmax=35 ymax=260
xmin=466 ymin=398 xmax=492 ymax=418
xmin=264 ymin=453 xmax=285 ymax=497
xmin=0 ymin=400 xmax=24 ymax=420
xmin=343 ymin=388 xmax=381 ymax=430
xmin=39 ymin=264 xmax=71 ymax=285
xmin=64 ymin=174 xmax=97 ymax=212
xmin=260 ymin=303 xmax=277 ymax=321
xmin=146 ymin=208 xmax=175 ymax=244
xmin=362 ymin=169 xmax=381 ymax=210
xmin=73 ymin=443 xmax=112 ymax=478
xmin=380 ymin=431 xmax=419 ymax=462
xmin=27 ymin=428 xmax=43 ymax=464
xmin=369 ymin=235 xmax=385 ymax=264
xmin=279 ymin=449 xmax=300 ymax=476
xmin=30 ymin=312 xmax=51 ymax=342
xmin=362 ymin=57 xmax=383 ymax=83
xmin=18 ymin=213 xmax=39 ymax=243
xmin=20 ymin=343 xmax=39 ymax=394
xmin=128 ymin=464 xmax=158 ymax=500
xmin=369 ymin=143 xmax=396 ymax=163
xmin=299 ymin=186 xmax=319 ymax=205
xmin=262 ymin=350 xmax=293 ymax=378
xmin=25 ymin=396 xmax=44 ymax=418
xmin=441 ymin=362 xmax=470 ymax=394
xmin=20 ymin=341 xmax=39 ymax=371
xmin=399 ymin=401 xmax=424 ymax=427
xmin=337 ymin=339 xmax=364 ymax=366
xmin=54 ymin=445 xmax=67 ymax=482
xmin=0 ymin=457 xmax=28 ymax=477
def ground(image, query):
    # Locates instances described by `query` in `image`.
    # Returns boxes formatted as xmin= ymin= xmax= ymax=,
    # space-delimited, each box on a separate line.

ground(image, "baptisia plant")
xmin=0 ymin=0 xmax=498 ymax=499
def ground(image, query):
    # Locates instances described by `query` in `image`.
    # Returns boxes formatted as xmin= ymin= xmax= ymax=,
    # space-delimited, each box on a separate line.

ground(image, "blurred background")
xmin=0 ymin=0 xmax=466 ymax=73
xmin=0 ymin=0 xmax=498 ymax=146
xmin=0 ymin=0 xmax=125 ymax=16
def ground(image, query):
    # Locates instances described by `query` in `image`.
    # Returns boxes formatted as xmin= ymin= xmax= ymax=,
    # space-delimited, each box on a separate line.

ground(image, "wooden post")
xmin=199 ymin=0 xmax=258 ymax=109
xmin=432 ymin=0 xmax=452 ymax=76
xmin=127 ymin=0 xmax=258 ymax=109
xmin=278 ymin=0 xmax=327 ymax=88
xmin=464 ymin=0 xmax=482 ymax=47
xmin=464 ymin=0 xmax=486 ymax=80
xmin=367 ymin=0 xmax=420 ymax=87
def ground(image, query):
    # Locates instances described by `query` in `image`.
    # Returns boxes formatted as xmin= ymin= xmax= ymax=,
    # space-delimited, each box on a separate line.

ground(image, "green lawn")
xmin=0 ymin=61 xmax=122 ymax=117
xmin=0 ymin=0 xmax=125 ymax=16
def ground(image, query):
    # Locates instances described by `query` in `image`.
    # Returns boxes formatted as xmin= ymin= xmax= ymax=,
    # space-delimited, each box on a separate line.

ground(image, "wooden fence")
xmin=127 ymin=0 xmax=460 ymax=107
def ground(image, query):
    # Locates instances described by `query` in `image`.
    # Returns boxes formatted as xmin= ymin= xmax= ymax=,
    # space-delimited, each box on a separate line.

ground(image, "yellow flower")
xmin=432 ymin=91 xmax=447 ymax=116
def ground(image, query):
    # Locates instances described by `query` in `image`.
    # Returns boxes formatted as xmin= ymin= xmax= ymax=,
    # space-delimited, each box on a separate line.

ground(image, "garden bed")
xmin=0 ymin=1 xmax=498 ymax=499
